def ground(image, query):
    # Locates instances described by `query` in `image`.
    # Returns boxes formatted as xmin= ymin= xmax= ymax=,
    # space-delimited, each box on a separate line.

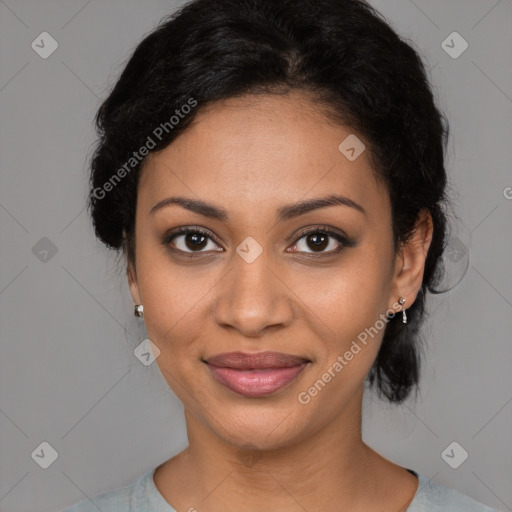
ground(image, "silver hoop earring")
xmin=134 ymin=304 xmax=144 ymax=318
xmin=398 ymin=297 xmax=407 ymax=324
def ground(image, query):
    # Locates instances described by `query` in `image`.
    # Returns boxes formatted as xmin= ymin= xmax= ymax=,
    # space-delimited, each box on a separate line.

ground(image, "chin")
xmin=208 ymin=401 xmax=312 ymax=451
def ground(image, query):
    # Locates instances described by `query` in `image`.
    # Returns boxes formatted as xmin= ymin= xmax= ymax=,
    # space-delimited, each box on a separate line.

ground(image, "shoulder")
xmin=59 ymin=467 xmax=175 ymax=512
xmin=407 ymin=473 xmax=503 ymax=512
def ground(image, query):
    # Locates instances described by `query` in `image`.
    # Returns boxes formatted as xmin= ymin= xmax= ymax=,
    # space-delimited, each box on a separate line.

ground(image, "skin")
xmin=127 ymin=91 xmax=433 ymax=511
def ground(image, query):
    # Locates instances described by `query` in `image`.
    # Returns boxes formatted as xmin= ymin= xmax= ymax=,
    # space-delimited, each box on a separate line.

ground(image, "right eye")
xmin=163 ymin=227 xmax=224 ymax=254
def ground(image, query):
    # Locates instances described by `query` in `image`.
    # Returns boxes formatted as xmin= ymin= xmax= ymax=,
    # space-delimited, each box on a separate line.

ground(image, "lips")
xmin=204 ymin=351 xmax=310 ymax=397
xmin=205 ymin=351 xmax=309 ymax=369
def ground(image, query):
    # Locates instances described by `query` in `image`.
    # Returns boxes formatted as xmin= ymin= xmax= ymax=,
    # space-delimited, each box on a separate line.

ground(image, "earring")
xmin=398 ymin=297 xmax=407 ymax=324
xmin=134 ymin=304 xmax=144 ymax=318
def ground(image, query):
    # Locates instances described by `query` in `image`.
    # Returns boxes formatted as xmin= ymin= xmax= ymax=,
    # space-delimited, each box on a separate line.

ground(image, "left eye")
xmin=289 ymin=230 xmax=346 ymax=254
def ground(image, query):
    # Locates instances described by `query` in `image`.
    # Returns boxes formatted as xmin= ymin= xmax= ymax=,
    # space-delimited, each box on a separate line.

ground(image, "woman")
xmin=62 ymin=0 xmax=502 ymax=510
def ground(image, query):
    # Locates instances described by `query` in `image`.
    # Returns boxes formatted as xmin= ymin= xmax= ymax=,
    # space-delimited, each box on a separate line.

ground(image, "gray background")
xmin=0 ymin=0 xmax=511 ymax=511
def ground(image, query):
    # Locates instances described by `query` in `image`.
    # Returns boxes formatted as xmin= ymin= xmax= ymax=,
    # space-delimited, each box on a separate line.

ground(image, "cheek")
xmin=289 ymin=248 xmax=393 ymax=397
xmin=292 ymin=266 xmax=389 ymax=418
xmin=134 ymin=227 xmax=206 ymax=321
xmin=138 ymin=257 xmax=209 ymax=403
xmin=139 ymin=264 xmax=209 ymax=349
xmin=291 ymin=249 xmax=392 ymax=336
xmin=134 ymin=250 xmax=232 ymax=402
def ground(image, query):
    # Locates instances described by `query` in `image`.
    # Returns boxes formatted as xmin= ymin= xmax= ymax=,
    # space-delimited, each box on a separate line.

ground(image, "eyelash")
xmin=162 ymin=225 xmax=355 ymax=258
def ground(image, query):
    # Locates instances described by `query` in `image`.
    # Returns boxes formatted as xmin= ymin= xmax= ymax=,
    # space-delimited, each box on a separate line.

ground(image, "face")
xmin=128 ymin=91 xmax=429 ymax=450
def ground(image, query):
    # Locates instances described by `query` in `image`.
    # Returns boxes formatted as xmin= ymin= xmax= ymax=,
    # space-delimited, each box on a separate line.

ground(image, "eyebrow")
xmin=149 ymin=193 xmax=366 ymax=221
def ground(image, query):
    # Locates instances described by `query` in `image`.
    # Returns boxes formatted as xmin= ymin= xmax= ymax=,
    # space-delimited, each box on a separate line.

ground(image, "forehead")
xmin=138 ymin=92 xmax=388 ymax=219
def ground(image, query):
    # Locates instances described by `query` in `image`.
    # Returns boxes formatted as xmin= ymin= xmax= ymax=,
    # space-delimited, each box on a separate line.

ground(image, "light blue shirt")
xmin=60 ymin=468 xmax=503 ymax=511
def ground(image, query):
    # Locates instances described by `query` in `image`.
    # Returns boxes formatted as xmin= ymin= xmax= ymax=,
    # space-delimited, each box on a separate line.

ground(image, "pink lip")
xmin=204 ymin=351 xmax=310 ymax=398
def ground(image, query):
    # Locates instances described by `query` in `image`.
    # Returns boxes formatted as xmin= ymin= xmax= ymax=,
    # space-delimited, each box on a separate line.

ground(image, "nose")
xmin=212 ymin=248 xmax=295 ymax=338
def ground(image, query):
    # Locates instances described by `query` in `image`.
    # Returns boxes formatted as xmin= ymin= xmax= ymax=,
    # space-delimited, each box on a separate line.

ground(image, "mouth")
xmin=203 ymin=351 xmax=311 ymax=398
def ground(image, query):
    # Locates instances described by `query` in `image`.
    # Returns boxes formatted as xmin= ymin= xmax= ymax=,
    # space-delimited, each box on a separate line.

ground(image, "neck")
xmin=160 ymin=386 xmax=395 ymax=511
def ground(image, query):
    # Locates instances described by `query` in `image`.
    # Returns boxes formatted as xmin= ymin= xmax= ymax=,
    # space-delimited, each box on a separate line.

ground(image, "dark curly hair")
xmin=88 ymin=0 xmax=450 ymax=404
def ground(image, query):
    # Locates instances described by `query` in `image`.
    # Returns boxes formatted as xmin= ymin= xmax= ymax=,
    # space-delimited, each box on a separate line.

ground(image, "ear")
xmin=123 ymin=229 xmax=142 ymax=304
xmin=389 ymin=208 xmax=433 ymax=310
xmin=127 ymin=261 xmax=141 ymax=305
xmin=123 ymin=229 xmax=141 ymax=305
